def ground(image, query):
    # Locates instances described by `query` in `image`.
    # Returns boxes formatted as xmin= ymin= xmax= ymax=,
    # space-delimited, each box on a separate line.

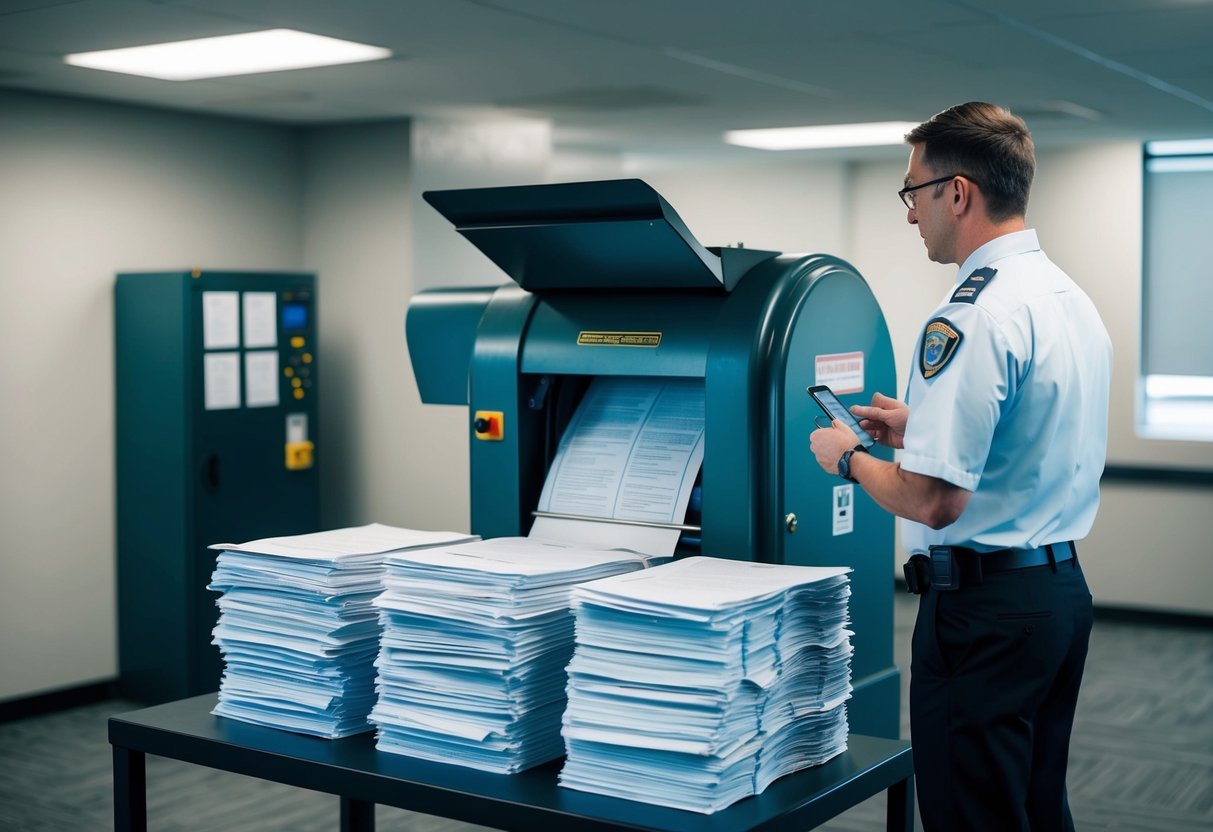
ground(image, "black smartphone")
xmin=807 ymin=385 xmax=876 ymax=448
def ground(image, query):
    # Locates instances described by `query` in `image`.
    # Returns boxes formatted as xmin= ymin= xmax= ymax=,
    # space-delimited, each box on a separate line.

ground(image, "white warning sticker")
xmin=833 ymin=483 xmax=854 ymax=536
xmin=815 ymin=352 xmax=864 ymax=395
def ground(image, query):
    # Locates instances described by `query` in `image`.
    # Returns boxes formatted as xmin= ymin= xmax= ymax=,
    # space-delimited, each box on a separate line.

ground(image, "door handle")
xmin=203 ymin=453 xmax=220 ymax=492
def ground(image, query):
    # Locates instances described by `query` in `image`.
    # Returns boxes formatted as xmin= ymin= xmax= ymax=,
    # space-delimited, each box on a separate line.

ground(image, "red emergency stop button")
xmin=473 ymin=410 xmax=505 ymax=440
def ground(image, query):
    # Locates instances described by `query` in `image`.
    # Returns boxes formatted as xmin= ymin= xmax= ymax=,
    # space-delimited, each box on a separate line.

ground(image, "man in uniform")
xmin=809 ymin=101 xmax=1112 ymax=831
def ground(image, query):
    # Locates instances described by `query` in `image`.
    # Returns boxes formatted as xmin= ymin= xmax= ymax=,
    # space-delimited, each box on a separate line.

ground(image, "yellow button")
xmin=294 ymin=388 xmax=305 ymax=399
xmin=284 ymin=367 xmax=295 ymax=377
xmin=291 ymin=336 xmax=305 ymax=348
xmin=292 ymin=378 xmax=302 ymax=388
xmin=302 ymin=353 xmax=313 ymax=364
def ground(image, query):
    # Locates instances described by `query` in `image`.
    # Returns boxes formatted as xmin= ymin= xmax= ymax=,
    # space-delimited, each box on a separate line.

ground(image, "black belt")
xmin=903 ymin=542 xmax=1075 ymax=594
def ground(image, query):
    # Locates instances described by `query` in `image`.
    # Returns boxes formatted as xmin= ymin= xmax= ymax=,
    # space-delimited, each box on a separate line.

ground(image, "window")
xmin=1141 ymin=139 xmax=1213 ymax=441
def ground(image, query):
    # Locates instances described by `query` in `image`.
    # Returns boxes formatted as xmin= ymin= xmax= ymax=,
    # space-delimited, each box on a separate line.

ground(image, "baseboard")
xmin=1092 ymin=605 xmax=1213 ymax=629
xmin=0 ymin=679 xmax=118 ymax=724
xmin=1102 ymin=464 xmax=1213 ymax=487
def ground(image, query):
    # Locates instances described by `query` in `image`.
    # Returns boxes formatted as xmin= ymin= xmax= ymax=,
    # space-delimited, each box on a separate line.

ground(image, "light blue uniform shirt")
xmin=900 ymin=229 xmax=1113 ymax=554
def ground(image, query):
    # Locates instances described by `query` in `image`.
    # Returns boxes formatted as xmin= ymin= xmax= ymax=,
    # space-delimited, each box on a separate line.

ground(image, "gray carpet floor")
xmin=1 ymin=590 xmax=1210 ymax=831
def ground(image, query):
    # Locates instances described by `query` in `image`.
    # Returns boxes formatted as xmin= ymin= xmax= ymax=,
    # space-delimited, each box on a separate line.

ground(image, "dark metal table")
xmin=109 ymin=694 xmax=913 ymax=832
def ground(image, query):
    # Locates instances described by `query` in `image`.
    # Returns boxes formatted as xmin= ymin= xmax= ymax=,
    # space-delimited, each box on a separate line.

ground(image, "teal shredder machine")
xmin=406 ymin=179 xmax=900 ymax=738
xmin=115 ymin=270 xmax=322 ymax=703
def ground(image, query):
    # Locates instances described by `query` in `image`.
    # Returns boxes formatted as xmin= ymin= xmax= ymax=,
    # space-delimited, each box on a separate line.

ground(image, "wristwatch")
xmin=837 ymin=444 xmax=870 ymax=483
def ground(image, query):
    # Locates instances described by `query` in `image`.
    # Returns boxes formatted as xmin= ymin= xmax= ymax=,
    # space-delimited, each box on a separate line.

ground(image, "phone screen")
xmin=808 ymin=385 xmax=876 ymax=448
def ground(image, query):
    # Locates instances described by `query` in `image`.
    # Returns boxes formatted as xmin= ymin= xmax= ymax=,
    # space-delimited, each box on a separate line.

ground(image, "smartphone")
xmin=807 ymin=385 xmax=876 ymax=448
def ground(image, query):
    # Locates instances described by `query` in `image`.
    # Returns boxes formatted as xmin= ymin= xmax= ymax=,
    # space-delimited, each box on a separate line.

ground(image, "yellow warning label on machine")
xmin=285 ymin=440 xmax=315 ymax=470
xmin=577 ymin=331 xmax=662 ymax=347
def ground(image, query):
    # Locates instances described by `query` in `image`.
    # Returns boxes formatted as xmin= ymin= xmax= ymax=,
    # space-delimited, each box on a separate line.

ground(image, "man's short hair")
xmin=906 ymin=102 xmax=1035 ymax=222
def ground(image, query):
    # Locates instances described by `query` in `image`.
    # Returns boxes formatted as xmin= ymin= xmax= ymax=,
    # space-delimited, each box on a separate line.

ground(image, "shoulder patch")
xmin=950 ymin=267 xmax=998 ymax=304
xmin=920 ymin=317 xmax=963 ymax=379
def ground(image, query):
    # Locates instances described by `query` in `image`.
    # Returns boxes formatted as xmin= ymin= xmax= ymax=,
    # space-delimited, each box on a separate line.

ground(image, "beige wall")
xmin=640 ymin=162 xmax=851 ymax=256
xmin=299 ymin=121 xmax=436 ymax=532
xmin=1085 ymin=482 xmax=1212 ymax=615
xmin=1 ymin=91 xmax=1208 ymax=703
xmin=0 ymin=91 xmax=304 ymax=702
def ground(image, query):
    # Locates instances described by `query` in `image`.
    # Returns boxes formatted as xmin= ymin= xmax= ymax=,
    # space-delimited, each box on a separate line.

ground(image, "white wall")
xmin=0 ymin=91 xmax=303 ymax=702
xmin=639 ymin=162 xmax=850 ymax=255
xmin=299 ymin=121 xmax=446 ymax=532
xmin=410 ymin=118 xmax=552 ymax=293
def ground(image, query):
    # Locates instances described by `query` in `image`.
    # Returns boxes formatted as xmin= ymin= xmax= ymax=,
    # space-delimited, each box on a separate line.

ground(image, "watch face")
xmin=838 ymin=451 xmax=852 ymax=481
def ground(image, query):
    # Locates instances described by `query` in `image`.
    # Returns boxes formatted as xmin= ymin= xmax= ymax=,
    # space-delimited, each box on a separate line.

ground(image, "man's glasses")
xmin=897 ymin=175 xmax=960 ymax=209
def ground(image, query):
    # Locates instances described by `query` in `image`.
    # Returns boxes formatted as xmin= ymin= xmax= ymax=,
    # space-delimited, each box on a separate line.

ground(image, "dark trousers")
xmin=910 ymin=555 xmax=1092 ymax=831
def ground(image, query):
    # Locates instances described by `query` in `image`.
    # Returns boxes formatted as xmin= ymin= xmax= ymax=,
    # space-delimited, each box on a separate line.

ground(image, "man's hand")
xmin=810 ymin=419 xmax=861 ymax=475
xmin=851 ymin=392 xmax=908 ymax=449
xmin=811 ymin=392 xmax=971 ymax=527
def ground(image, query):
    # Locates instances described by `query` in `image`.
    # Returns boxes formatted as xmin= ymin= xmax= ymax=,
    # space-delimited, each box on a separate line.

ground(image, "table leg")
xmin=113 ymin=745 xmax=147 ymax=832
xmin=886 ymin=774 xmax=914 ymax=832
xmin=340 ymin=797 xmax=375 ymax=832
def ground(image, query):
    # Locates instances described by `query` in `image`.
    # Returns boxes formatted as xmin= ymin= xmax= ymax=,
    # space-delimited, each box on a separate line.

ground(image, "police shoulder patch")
xmin=920 ymin=317 xmax=963 ymax=379
xmin=950 ymin=267 xmax=998 ymax=304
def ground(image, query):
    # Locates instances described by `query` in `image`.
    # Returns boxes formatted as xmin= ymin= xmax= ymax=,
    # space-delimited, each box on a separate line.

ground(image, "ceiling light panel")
xmin=64 ymin=29 xmax=391 ymax=81
xmin=724 ymin=121 xmax=920 ymax=151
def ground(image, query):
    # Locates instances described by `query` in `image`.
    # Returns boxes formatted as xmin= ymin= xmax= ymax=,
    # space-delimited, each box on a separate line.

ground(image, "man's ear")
xmin=950 ymin=176 xmax=974 ymax=217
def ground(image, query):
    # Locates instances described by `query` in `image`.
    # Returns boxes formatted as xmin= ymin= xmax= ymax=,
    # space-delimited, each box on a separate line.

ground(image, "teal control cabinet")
xmin=116 ymin=271 xmax=322 ymax=704
xmin=407 ymin=180 xmax=901 ymax=738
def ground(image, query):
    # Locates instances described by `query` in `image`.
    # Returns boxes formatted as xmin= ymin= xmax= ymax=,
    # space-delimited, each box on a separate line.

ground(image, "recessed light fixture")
xmin=724 ymin=121 xmax=920 ymax=151
xmin=1145 ymin=138 xmax=1213 ymax=157
xmin=64 ymin=29 xmax=391 ymax=81
xmin=1146 ymin=157 xmax=1213 ymax=173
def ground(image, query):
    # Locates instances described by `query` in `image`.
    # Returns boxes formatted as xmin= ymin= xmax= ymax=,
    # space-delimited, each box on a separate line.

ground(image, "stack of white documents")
xmin=370 ymin=537 xmax=655 ymax=772
xmin=560 ymin=556 xmax=852 ymax=813
xmin=207 ymin=523 xmax=477 ymax=738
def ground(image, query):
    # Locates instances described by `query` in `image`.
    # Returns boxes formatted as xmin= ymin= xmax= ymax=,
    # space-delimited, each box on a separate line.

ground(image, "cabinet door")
xmin=188 ymin=275 xmax=321 ymax=694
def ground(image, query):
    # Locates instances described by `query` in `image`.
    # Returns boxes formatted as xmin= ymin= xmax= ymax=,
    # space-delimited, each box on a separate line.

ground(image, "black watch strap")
xmin=838 ymin=443 xmax=869 ymax=482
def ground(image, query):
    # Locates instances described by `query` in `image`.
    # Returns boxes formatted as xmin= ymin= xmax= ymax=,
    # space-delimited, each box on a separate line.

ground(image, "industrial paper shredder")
xmin=116 ymin=270 xmax=322 ymax=703
xmin=407 ymin=179 xmax=899 ymax=738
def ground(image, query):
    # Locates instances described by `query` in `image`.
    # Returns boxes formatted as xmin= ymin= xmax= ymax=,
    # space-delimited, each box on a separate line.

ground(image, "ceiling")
xmin=2 ymin=0 xmax=1212 ymax=163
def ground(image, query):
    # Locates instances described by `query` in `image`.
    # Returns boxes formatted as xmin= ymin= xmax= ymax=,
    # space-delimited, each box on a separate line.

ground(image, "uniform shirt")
xmin=900 ymin=229 xmax=1113 ymax=554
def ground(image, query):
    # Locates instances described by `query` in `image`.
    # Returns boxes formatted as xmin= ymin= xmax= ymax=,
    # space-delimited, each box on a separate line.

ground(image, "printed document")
xmin=530 ymin=378 xmax=704 ymax=555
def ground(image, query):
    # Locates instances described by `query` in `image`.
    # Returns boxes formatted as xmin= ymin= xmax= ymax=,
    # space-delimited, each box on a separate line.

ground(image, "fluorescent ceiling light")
xmin=725 ymin=121 xmax=920 ymax=151
xmin=1146 ymin=156 xmax=1213 ymax=173
xmin=1146 ymin=138 xmax=1213 ymax=157
xmin=64 ymin=29 xmax=390 ymax=81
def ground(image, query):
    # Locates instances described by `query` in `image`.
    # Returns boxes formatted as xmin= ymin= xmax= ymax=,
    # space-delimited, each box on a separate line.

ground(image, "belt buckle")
xmin=930 ymin=546 xmax=959 ymax=591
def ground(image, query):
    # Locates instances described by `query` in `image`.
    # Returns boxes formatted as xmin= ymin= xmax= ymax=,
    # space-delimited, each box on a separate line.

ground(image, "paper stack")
xmin=560 ymin=556 xmax=852 ymax=813
xmin=369 ymin=537 xmax=656 ymax=773
xmin=207 ymin=523 xmax=477 ymax=738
